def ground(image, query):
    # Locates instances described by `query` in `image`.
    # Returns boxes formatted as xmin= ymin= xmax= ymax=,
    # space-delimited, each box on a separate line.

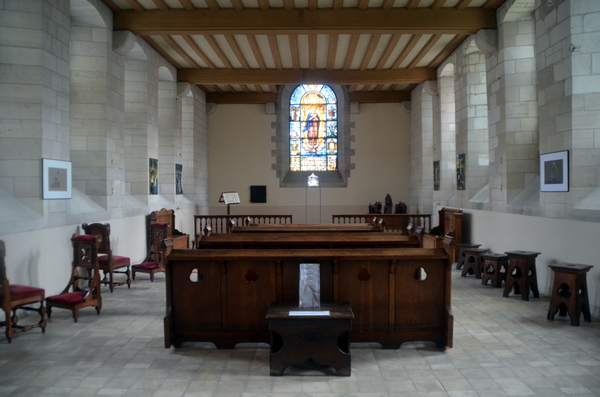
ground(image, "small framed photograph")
xmin=540 ymin=150 xmax=569 ymax=192
xmin=42 ymin=159 xmax=72 ymax=199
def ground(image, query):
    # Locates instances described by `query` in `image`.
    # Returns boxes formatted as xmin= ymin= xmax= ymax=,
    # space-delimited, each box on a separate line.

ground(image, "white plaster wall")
xmin=207 ymin=103 xmax=410 ymax=220
xmin=0 ymin=215 xmax=147 ymax=297
xmin=462 ymin=206 xmax=600 ymax=317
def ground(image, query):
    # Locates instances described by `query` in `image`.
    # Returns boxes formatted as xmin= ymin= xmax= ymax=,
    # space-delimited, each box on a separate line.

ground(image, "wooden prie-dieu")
xmin=164 ymin=247 xmax=453 ymax=350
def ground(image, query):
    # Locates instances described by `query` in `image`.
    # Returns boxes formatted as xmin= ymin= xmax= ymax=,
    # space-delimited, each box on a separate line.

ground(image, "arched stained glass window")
xmin=289 ymin=84 xmax=337 ymax=172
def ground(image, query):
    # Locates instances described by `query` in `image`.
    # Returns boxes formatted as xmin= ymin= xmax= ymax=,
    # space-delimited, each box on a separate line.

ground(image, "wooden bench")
xmin=332 ymin=214 xmax=432 ymax=234
xmin=195 ymin=232 xmax=420 ymax=249
xmin=164 ymin=247 xmax=452 ymax=350
xmin=195 ymin=215 xmax=293 ymax=236
xmin=230 ymin=222 xmax=385 ymax=233
xmin=149 ymin=208 xmax=189 ymax=250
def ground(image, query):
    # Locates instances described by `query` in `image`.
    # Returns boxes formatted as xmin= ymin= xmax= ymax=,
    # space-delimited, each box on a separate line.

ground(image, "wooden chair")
xmin=0 ymin=240 xmax=46 ymax=343
xmin=82 ymin=223 xmax=131 ymax=293
xmin=131 ymin=222 xmax=172 ymax=282
xmin=46 ymin=234 xmax=102 ymax=322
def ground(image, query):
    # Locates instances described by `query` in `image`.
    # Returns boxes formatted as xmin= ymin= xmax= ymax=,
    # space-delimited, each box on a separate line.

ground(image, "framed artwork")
xmin=540 ymin=150 xmax=569 ymax=192
xmin=42 ymin=159 xmax=72 ymax=199
xmin=456 ymin=154 xmax=465 ymax=190
xmin=149 ymin=158 xmax=158 ymax=195
xmin=433 ymin=161 xmax=440 ymax=191
xmin=175 ymin=164 xmax=183 ymax=195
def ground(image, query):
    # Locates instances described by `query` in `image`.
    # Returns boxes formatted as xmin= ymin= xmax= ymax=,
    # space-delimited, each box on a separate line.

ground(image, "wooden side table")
xmin=266 ymin=302 xmax=353 ymax=376
xmin=503 ymin=251 xmax=541 ymax=301
xmin=481 ymin=253 xmax=508 ymax=288
xmin=547 ymin=263 xmax=593 ymax=326
xmin=461 ymin=248 xmax=489 ymax=279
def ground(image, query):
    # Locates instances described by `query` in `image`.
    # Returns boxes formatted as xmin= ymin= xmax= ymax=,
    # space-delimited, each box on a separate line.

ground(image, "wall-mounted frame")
xmin=540 ymin=150 xmax=569 ymax=192
xmin=456 ymin=154 xmax=465 ymax=191
xmin=149 ymin=158 xmax=158 ymax=195
xmin=433 ymin=161 xmax=440 ymax=191
xmin=175 ymin=164 xmax=183 ymax=195
xmin=42 ymin=159 xmax=72 ymax=199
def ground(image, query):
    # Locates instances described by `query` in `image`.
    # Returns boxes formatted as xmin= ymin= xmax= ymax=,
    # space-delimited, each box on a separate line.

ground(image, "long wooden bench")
xmin=333 ymin=214 xmax=432 ymax=234
xmin=195 ymin=232 xmax=420 ymax=249
xmin=230 ymin=222 xmax=384 ymax=233
xmin=164 ymin=247 xmax=452 ymax=350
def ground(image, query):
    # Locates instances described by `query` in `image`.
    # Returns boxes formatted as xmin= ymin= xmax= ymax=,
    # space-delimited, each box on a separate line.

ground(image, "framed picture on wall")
xmin=149 ymin=158 xmax=158 ymax=195
xmin=42 ymin=159 xmax=72 ymax=199
xmin=433 ymin=161 xmax=440 ymax=191
xmin=175 ymin=164 xmax=183 ymax=195
xmin=540 ymin=150 xmax=569 ymax=192
xmin=456 ymin=154 xmax=465 ymax=190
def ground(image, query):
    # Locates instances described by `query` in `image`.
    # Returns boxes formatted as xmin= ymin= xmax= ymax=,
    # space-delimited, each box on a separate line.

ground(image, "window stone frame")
xmin=272 ymin=84 xmax=354 ymax=188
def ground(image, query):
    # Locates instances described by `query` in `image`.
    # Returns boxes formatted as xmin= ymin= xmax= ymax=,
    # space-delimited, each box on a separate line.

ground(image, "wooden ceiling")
xmin=101 ymin=0 xmax=506 ymax=104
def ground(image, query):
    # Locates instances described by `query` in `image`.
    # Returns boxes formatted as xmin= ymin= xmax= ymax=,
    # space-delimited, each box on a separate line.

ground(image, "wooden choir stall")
xmin=164 ymin=247 xmax=453 ymax=350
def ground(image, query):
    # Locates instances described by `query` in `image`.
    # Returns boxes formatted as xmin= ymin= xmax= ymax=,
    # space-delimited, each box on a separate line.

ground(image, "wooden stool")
xmin=547 ymin=263 xmax=593 ymax=326
xmin=461 ymin=248 xmax=488 ymax=279
xmin=481 ymin=253 xmax=508 ymax=288
xmin=267 ymin=302 xmax=353 ymax=376
xmin=503 ymin=251 xmax=540 ymax=301
xmin=456 ymin=244 xmax=481 ymax=270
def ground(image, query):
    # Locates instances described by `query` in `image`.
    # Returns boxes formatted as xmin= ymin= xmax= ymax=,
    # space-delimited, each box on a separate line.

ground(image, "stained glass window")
xmin=289 ymin=84 xmax=337 ymax=172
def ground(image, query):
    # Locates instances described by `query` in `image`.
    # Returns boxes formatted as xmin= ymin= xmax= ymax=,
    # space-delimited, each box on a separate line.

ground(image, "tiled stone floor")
xmin=1 ymin=268 xmax=600 ymax=396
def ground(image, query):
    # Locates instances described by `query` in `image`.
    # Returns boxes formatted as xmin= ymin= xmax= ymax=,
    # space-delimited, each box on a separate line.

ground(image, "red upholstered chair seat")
xmin=3 ymin=284 xmax=45 ymax=301
xmin=132 ymin=262 xmax=159 ymax=270
xmin=98 ymin=255 xmax=130 ymax=265
xmin=71 ymin=234 xmax=96 ymax=242
xmin=46 ymin=291 xmax=88 ymax=305
xmin=149 ymin=222 xmax=167 ymax=227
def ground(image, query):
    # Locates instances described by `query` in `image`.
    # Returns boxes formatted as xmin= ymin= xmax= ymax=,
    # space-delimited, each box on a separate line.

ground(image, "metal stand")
xmin=305 ymin=187 xmax=322 ymax=223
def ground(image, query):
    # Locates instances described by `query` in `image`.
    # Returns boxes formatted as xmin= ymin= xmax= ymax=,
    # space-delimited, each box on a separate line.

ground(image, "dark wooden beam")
xmin=114 ymin=8 xmax=496 ymax=35
xmin=204 ymin=90 xmax=411 ymax=104
xmin=178 ymin=67 xmax=437 ymax=85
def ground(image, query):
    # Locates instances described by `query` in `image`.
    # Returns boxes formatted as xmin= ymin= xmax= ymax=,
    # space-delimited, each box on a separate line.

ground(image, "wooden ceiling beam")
xmin=204 ymin=90 xmax=411 ymax=104
xmin=178 ymin=0 xmax=195 ymax=10
xmin=113 ymin=8 xmax=496 ymax=35
xmin=178 ymin=67 xmax=437 ymax=85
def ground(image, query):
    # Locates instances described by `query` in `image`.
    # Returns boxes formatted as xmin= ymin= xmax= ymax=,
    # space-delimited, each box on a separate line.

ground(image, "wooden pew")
xmin=149 ymin=208 xmax=190 ymax=250
xmin=333 ymin=214 xmax=432 ymax=234
xmin=195 ymin=232 xmax=420 ymax=249
xmin=164 ymin=247 xmax=452 ymax=350
xmin=422 ymin=208 xmax=463 ymax=261
xmin=230 ymin=222 xmax=384 ymax=233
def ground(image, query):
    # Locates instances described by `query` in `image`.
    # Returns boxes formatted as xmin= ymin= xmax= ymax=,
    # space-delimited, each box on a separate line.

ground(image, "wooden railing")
xmin=332 ymin=214 xmax=432 ymax=234
xmin=194 ymin=215 xmax=293 ymax=236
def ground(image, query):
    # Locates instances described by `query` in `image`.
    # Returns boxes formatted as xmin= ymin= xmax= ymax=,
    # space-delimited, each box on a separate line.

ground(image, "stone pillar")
xmin=181 ymin=85 xmax=209 ymax=209
xmin=409 ymin=83 xmax=434 ymax=214
xmin=0 ymin=0 xmax=70 ymax=221
xmin=487 ymin=5 xmax=538 ymax=213
xmin=69 ymin=3 xmax=125 ymax=218
xmin=123 ymin=45 xmax=159 ymax=209
xmin=157 ymin=74 xmax=181 ymax=207
xmin=455 ymin=39 xmax=490 ymax=206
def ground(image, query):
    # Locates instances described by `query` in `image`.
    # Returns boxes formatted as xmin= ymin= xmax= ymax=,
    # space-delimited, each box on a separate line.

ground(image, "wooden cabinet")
xmin=164 ymin=248 xmax=452 ymax=350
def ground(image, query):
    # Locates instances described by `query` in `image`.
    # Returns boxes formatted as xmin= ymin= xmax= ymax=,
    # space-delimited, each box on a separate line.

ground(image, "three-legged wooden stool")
xmin=455 ymin=244 xmax=481 ymax=270
xmin=503 ymin=251 xmax=540 ymax=301
xmin=481 ymin=253 xmax=508 ymax=288
xmin=547 ymin=263 xmax=593 ymax=326
xmin=461 ymin=248 xmax=488 ymax=279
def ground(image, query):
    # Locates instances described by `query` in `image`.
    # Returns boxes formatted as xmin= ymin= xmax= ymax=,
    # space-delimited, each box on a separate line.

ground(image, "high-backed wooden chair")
xmin=131 ymin=222 xmax=172 ymax=282
xmin=82 ymin=223 xmax=131 ymax=293
xmin=0 ymin=240 xmax=46 ymax=343
xmin=149 ymin=208 xmax=189 ymax=249
xmin=46 ymin=234 xmax=102 ymax=322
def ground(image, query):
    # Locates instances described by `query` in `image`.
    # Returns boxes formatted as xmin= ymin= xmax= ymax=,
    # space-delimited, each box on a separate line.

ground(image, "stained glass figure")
xmin=290 ymin=84 xmax=337 ymax=171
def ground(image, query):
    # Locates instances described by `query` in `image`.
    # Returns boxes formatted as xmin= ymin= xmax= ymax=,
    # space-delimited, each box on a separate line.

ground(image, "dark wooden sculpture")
xmin=0 ymin=240 xmax=46 ymax=343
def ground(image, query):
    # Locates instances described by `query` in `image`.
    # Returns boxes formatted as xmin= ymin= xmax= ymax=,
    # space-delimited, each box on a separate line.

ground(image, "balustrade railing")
xmin=194 ymin=215 xmax=293 ymax=236
xmin=332 ymin=214 xmax=431 ymax=234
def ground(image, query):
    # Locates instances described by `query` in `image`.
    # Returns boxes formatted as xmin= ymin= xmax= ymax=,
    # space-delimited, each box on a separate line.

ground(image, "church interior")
xmin=2 ymin=0 xmax=600 ymax=395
